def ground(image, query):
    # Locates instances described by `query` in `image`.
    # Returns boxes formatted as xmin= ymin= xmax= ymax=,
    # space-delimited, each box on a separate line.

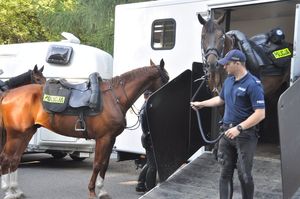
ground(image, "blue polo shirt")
xmin=220 ymin=72 xmax=265 ymax=125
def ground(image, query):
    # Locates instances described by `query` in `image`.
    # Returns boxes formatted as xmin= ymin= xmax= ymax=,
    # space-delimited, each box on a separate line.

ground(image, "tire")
xmin=69 ymin=154 xmax=86 ymax=161
xmin=51 ymin=152 xmax=67 ymax=159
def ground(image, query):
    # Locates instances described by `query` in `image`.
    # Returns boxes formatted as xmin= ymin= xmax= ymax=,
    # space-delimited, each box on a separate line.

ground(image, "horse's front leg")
xmin=88 ymin=136 xmax=115 ymax=199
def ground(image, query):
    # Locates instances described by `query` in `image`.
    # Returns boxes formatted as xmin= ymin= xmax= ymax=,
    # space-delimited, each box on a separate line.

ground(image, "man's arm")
xmin=238 ymin=108 xmax=265 ymax=130
xmin=225 ymin=108 xmax=265 ymax=139
xmin=190 ymin=96 xmax=224 ymax=110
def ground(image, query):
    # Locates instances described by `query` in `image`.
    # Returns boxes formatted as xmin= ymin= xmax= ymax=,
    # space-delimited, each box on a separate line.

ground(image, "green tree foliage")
xmin=0 ymin=0 xmax=151 ymax=54
xmin=0 ymin=0 xmax=48 ymax=43
xmin=40 ymin=0 xmax=151 ymax=54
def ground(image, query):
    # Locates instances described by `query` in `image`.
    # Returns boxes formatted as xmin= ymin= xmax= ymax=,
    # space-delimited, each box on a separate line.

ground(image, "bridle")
xmin=201 ymin=33 xmax=226 ymax=70
xmin=125 ymin=65 xmax=169 ymax=130
xmin=201 ymin=30 xmax=227 ymax=95
xmin=105 ymin=65 xmax=169 ymax=130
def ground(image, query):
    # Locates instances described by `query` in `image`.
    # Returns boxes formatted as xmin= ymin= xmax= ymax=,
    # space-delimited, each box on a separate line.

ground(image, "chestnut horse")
xmin=197 ymin=13 xmax=290 ymax=99
xmin=0 ymin=59 xmax=169 ymax=199
xmin=0 ymin=65 xmax=45 ymax=199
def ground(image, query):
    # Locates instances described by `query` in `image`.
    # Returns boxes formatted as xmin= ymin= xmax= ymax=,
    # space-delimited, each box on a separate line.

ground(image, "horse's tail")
xmin=0 ymin=95 xmax=6 ymax=153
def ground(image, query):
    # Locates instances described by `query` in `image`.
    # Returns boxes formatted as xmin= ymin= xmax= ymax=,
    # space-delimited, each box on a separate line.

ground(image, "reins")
xmin=104 ymin=79 xmax=142 ymax=130
xmin=192 ymin=74 xmax=224 ymax=144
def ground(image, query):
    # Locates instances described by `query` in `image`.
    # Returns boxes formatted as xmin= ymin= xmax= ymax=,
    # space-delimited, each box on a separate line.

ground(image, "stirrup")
xmin=75 ymin=113 xmax=86 ymax=132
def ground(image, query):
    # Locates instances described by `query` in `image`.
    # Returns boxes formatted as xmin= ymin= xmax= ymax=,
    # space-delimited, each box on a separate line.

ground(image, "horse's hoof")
xmin=98 ymin=191 xmax=111 ymax=199
xmin=13 ymin=188 xmax=25 ymax=198
xmin=99 ymin=195 xmax=112 ymax=199
xmin=4 ymin=192 xmax=18 ymax=199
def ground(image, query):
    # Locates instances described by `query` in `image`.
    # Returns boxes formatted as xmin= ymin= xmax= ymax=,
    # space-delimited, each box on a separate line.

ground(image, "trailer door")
xmin=290 ymin=4 xmax=300 ymax=83
xmin=278 ymin=4 xmax=300 ymax=199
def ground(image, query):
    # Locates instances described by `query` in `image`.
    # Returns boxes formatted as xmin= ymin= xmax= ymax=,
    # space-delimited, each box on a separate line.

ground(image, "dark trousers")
xmin=137 ymin=144 xmax=157 ymax=191
xmin=218 ymin=127 xmax=258 ymax=199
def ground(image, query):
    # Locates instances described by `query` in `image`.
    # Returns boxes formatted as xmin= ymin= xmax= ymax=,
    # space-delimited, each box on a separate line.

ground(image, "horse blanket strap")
xmin=42 ymin=72 xmax=103 ymax=116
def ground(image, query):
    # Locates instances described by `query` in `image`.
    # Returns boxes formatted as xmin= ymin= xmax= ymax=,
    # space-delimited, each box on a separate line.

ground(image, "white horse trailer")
xmin=0 ymin=32 xmax=113 ymax=160
xmin=113 ymin=0 xmax=300 ymax=160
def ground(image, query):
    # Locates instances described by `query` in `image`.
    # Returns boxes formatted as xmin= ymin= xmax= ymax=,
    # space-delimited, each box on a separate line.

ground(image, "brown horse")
xmin=0 ymin=59 xmax=169 ymax=199
xmin=0 ymin=65 xmax=45 ymax=199
xmin=197 ymin=13 xmax=290 ymax=99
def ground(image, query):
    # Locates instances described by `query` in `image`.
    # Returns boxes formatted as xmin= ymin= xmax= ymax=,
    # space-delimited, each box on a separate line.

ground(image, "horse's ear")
xmin=150 ymin=59 xmax=155 ymax=66
xmin=197 ymin=13 xmax=206 ymax=25
xmin=160 ymin=59 xmax=165 ymax=69
xmin=39 ymin=65 xmax=44 ymax=72
xmin=216 ymin=13 xmax=226 ymax=25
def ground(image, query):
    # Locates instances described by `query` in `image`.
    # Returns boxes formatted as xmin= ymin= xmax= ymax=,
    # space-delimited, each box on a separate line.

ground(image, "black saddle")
xmin=42 ymin=72 xmax=103 ymax=115
xmin=227 ymin=30 xmax=292 ymax=76
xmin=0 ymin=80 xmax=9 ymax=92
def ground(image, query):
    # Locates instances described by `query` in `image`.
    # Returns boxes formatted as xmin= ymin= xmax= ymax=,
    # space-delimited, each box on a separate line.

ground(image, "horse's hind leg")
xmin=1 ymin=131 xmax=34 ymax=199
xmin=1 ymin=170 xmax=23 ymax=199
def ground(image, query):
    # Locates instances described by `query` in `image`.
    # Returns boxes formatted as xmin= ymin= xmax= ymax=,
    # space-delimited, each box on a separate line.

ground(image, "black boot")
xmin=136 ymin=182 xmax=146 ymax=192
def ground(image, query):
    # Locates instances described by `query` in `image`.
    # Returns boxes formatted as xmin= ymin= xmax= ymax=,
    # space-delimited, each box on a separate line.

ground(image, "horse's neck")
xmin=112 ymin=67 xmax=158 ymax=112
xmin=5 ymin=71 xmax=32 ymax=89
xmin=224 ymin=34 xmax=234 ymax=54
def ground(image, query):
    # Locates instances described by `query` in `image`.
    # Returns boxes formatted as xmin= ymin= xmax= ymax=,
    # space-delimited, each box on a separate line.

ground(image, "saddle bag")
xmin=42 ymin=79 xmax=71 ymax=113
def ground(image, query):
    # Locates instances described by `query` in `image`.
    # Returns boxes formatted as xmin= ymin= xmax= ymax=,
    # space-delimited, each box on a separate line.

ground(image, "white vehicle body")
xmin=0 ymin=33 xmax=113 ymax=159
xmin=113 ymin=0 xmax=299 ymax=158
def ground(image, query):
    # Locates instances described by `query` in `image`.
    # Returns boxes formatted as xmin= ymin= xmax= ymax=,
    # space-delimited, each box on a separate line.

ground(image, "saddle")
xmin=0 ymin=80 xmax=9 ymax=92
xmin=42 ymin=72 xmax=103 ymax=135
xmin=227 ymin=30 xmax=293 ymax=76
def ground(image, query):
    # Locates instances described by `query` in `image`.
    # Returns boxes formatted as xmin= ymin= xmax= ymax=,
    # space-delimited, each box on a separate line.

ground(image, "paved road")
xmin=0 ymin=153 xmax=145 ymax=199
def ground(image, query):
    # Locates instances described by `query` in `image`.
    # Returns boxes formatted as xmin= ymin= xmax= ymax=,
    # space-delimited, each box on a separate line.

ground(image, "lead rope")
xmin=191 ymin=74 xmax=224 ymax=144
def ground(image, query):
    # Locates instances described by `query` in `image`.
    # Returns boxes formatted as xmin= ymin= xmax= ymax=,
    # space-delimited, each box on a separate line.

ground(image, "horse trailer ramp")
xmin=139 ymin=151 xmax=282 ymax=199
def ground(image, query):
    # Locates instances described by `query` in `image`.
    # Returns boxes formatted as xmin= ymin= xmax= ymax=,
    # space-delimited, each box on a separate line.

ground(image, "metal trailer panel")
xmin=291 ymin=4 xmax=300 ymax=83
xmin=278 ymin=77 xmax=300 ymax=199
xmin=146 ymin=70 xmax=192 ymax=181
xmin=145 ymin=64 xmax=213 ymax=182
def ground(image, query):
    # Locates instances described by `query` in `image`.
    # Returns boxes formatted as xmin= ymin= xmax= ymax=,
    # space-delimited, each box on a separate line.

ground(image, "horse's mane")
xmin=109 ymin=67 xmax=157 ymax=87
xmin=5 ymin=70 xmax=32 ymax=89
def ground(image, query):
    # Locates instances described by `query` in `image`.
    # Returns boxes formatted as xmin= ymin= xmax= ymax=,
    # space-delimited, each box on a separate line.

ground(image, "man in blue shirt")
xmin=191 ymin=49 xmax=265 ymax=199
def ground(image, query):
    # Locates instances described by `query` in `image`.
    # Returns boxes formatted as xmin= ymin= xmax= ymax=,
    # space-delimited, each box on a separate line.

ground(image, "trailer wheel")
xmin=70 ymin=154 xmax=86 ymax=161
xmin=51 ymin=152 xmax=67 ymax=159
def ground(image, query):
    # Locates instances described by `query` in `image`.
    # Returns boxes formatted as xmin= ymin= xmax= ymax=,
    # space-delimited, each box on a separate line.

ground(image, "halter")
xmin=201 ymin=31 xmax=226 ymax=96
xmin=201 ymin=33 xmax=226 ymax=73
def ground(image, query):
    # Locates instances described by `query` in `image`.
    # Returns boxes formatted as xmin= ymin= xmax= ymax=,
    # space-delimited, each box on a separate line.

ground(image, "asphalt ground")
xmin=0 ymin=152 xmax=145 ymax=199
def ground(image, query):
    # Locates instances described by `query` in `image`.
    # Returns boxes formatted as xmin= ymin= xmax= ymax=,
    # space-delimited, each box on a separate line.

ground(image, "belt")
xmin=221 ymin=123 xmax=259 ymax=132
xmin=222 ymin=123 xmax=238 ymax=128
